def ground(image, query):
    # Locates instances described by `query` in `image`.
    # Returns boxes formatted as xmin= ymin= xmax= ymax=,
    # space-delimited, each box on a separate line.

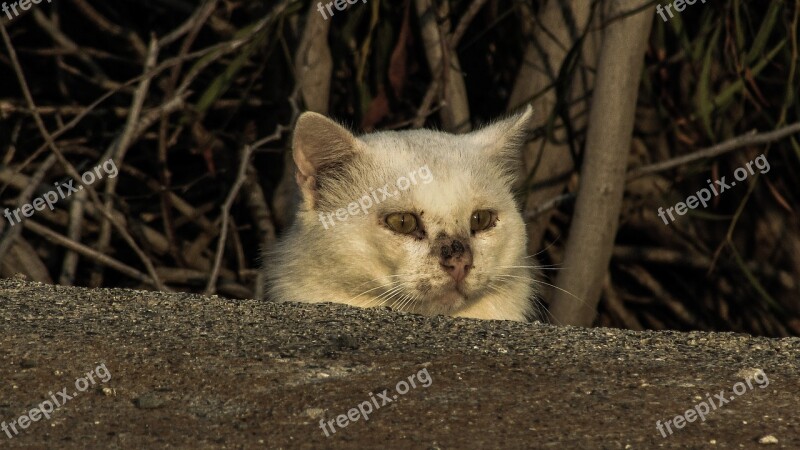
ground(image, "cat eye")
xmin=470 ymin=210 xmax=495 ymax=232
xmin=385 ymin=212 xmax=418 ymax=234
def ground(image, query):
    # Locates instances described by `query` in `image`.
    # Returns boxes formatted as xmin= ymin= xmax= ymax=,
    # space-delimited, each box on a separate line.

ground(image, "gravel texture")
xmin=1 ymin=278 xmax=798 ymax=449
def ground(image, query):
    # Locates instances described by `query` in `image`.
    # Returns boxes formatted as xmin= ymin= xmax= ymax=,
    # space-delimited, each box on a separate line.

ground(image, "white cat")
xmin=264 ymin=106 xmax=536 ymax=321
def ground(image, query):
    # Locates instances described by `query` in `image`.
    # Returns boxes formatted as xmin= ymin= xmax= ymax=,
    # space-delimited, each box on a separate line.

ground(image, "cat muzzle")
xmin=439 ymin=239 xmax=473 ymax=284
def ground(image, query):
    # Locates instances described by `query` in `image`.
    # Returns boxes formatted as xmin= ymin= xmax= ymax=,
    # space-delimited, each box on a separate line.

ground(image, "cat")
xmin=263 ymin=105 xmax=536 ymax=321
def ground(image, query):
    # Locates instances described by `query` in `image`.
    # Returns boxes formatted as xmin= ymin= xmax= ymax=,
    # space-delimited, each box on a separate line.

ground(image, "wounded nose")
xmin=439 ymin=240 xmax=472 ymax=283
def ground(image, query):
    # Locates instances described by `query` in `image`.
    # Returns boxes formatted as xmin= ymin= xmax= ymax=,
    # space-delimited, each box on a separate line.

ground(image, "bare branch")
xmin=627 ymin=122 xmax=800 ymax=180
xmin=414 ymin=0 xmax=470 ymax=132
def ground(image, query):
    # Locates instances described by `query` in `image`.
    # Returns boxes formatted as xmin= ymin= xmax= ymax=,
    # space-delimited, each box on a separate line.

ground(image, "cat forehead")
xmin=348 ymin=130 xmax=514 ymax=203
xmin=360 ymin=160 xmax=513 ymax=221
xmin=360 ymin=129 xmax=470 ymax=153
xmin=357 ymin=129 xmax=496 ymax=170
xmin=407 ymin=181 xmax=502 ymax=217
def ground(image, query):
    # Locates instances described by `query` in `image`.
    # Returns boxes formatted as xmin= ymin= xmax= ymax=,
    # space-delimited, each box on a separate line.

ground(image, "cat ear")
xmin=468 ymin=104 xmax=533 ymax=174
xmin=292 ymin=112 xmax=361 ymax=207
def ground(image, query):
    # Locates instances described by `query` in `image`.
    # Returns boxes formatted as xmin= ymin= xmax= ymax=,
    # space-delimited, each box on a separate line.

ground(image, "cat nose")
xmin=439 ymin=240 xmax=472 ymax=283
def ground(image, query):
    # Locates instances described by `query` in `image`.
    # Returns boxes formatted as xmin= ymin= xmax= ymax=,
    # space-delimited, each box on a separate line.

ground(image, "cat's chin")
xmin=435 ymin=289 xmax=468 ymax=312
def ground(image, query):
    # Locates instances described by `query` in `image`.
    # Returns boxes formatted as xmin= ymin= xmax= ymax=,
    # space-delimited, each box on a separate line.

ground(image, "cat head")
xmin=288 ymin=106 xmax=534 ymax=319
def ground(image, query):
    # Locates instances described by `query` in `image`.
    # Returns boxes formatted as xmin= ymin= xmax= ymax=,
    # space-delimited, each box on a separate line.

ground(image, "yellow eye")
xmin=470 ymin=210 xmax=495 ymax=232
xmin=385 ymin=213 xmax=418 ymax=234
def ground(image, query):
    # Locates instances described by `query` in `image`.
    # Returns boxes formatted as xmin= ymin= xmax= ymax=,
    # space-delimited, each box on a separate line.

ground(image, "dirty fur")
xmin=263 ymin=106 xmax=536 ymax=321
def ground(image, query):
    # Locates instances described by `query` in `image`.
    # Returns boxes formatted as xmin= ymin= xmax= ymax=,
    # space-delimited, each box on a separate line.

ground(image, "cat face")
xmin=267 ymin=106 xmax=535 ymax=321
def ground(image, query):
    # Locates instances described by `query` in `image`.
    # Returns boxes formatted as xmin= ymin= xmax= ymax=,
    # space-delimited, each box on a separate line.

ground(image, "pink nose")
xmin=440 ymin=261 xmax=471 ymax=283
xmin=439 ymin=239 xmax=472 ymax=283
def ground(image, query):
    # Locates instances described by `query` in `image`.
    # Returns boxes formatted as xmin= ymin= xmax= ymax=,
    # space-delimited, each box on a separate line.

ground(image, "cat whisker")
xmin=401 ymin=294 xmax=414 ymax=312
xmin=484 ymin=283 xmax=508 ymax=298
xmin=522 ymin=256 xmax=572 ymax=271
xmin=401 ymin=290 xmax=422 ymax=313
xmin=494 ymin=274 xmax=588 ymax=309
xmin=486 ymin=278 xmax=556 ymax=324
xmin=392 ymin=293 xmax=414 ymax=312
xmin=396 ymin=294 xmax=412 ymax=312
xmin=375 ymin=283 xmax=408 ymax=307
xmin=364 ymin=284 xmax=407 ymax=308
xmin=525 ymin=295 xmax=552 ymax=324
xmin=352 ymin=273 xmax=432 ymax=304
xmin=497 ymin=265 xmax=563 ymax=271
xmin=494 ymin=273 xmax=539 ymax=280
xmin=407 ymin=293 xmax=421 ymax=313
xmin=351 ymin=273 xmax=415 ymax=291
xmin=526 ymin=237 xmax=561 ymax=258
xmin=484 ymin=281 xmax=515 ymax=305
xmin=349 ymin=279 xmax=406 ymax=304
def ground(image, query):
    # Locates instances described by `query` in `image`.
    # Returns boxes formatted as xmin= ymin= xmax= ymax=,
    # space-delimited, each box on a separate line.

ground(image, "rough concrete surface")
xmin=0 ymin=278 xmax=798 ymax=449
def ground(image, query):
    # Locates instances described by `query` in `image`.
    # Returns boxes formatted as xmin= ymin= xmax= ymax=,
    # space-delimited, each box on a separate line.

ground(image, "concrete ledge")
xmin=1 ymin=279 xmax=798 ymax=448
